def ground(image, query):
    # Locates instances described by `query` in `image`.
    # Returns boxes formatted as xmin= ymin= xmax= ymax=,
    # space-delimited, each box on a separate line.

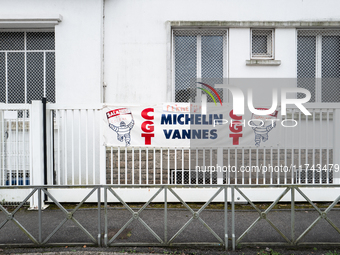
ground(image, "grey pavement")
xmin=1 ymin=205 xmax=340 ymax=254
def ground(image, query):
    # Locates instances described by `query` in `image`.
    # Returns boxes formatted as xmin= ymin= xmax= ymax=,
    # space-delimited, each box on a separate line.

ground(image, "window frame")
xmin=250 ymin=28 xmax=275 ymax=60
xmin=171 ymin=28 xmax=228 ymax=103
xmin=297 ymin=29 xmax=340 ymax=103
xmin=0 ymin=28 xmax=55 ymax=104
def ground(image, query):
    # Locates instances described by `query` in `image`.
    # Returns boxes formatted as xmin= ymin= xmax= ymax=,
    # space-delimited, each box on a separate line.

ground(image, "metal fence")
xmin=0 ymin=104 xmax=31 ymax=187
xmin=106 ymin=106 xmax=336 ymax=186
xmin=1 ymin=184 xmax=340 ymax=249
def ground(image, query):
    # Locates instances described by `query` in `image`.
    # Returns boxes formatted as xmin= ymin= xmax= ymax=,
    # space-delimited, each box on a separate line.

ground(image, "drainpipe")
xmin=101 ymin=0 xmax=106 ymax=103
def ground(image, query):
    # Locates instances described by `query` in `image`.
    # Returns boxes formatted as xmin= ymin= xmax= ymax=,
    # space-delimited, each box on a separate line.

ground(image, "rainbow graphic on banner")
xmin=196 ymin=82 xmax=223 ymax=106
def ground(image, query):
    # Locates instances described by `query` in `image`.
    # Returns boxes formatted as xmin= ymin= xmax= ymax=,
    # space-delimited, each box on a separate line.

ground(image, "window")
xmin=0 ymin=31 xmax=55 ymax=104
xmin=297 ymin=30 xmax=340 ymax=102
xmin=173 ymin=29 xmax=227 ymax=103
xmin=251 ymin=29 xmax=274 ymax=59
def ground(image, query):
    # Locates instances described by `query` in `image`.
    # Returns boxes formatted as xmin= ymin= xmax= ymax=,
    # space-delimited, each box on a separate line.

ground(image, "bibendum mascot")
xmin=109 ymin=119 xmax=135 ymax=146
xmin=249 ymin=120 xmax=276 ymax=147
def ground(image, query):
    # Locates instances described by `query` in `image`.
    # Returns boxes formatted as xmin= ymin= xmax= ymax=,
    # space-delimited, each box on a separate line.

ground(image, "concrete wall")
xmin=1 ymin=0 xmax=340 ymax=105
xmin=104 ymin=0 xmax=340 ymax=104
xmin=0 ymin=0 xmax=102 ymax=104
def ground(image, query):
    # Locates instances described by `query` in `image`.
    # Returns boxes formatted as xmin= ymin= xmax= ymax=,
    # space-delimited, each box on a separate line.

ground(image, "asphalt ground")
xmin=1 ymin=203 xmax=340 ymax=254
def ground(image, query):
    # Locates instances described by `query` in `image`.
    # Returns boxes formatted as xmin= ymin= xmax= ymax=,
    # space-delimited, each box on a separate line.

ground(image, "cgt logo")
xmin=141 ymin=108 xmax=154 ymax=145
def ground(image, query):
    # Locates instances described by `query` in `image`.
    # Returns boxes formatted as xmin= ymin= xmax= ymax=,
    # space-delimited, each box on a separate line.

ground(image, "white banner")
xmin=102 ymin=103 xmax=281 ymax=148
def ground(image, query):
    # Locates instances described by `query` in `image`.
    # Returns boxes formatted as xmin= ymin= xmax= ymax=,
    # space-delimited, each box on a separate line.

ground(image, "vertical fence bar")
xmin=132 ymin=147 xmax=135 ymax=185
xmin=284 ymin=114 xmax=287 ymax=184
xmin=78 ymin=110 xmax=82 ymax=185
xmin=164 ymin=186 xmax=167 ymax=244
xmin=231 ymin=186 xmax=235 ymax=251
xmin=312 ymin=109 xmax=315 ymax=184
xmin=263 ymin=147 xmax=266 ymax=185
xmin=248 ymin=148 xmax=251 ymax=184
xmin=188 ymin=148 xmax=191 ymax=185
xmin=333 ymin=109 xmax=340 ymax=184
xmin=97 ymin=187 xmax=101 ymax=246
xmin=256 ymin=147 xmax=259 ymax=184
xmin=277 ymin=147 xmax=280 ymax=184
xmin=93 ymin=110 xmax=96 ymax=184
xmin=235 ymin=149 xmax=237 ymax=184
xmin=64 ymin=110 xmax=68 ymax=185
xmin=154 ymin=148 xmax=156 ymax=184
xmin=38 ymin=188 xmax=42 ymax=244
xmin=196 ymin=148 xmax=198 ymax=184
xmin=228 ymin=149 xmax=230 ymax=184
xmin=305 ymin=112 xmax=308 ymax=184
xmin=210 ymin=148 xmax=212 ymax=184
xmin=291 ymin=186 xmax=295 ymax=244
xmin=182 ymin=148 xmax=184 ymax=184
xmin=15 ymin=114 xmax=18 ymax=186
xmin=110 ymin=147 xmax=113 ymax=184
xmin=146 ymin=148 xmax=149 ymax=184
xmin=174 ymin=148 xmax=177 ymax=184
xmin=71 ymin=110 xmax=75 ymax=185
xmin=167 ymin=148 xmax=170 ymax=184
xmin=319 ymin=109 xmax=322 ymax=184
xmin=298 ymin=111 xmax=301 ymax=184
xmin=118 ymin=147 xmax=120 ymax=184
xmin=270 ymin=147 xmax=273 ymax=184
xmin=327 ymin=110 xmax=330 ymax=184
xmin=104 ymin=187 xmax=108 ymax=246
xmin=291 ymin=109 xmax=295 ymax=184
xmin=23 ymin=110 xmax=26 ymax=186
xmin=85 ymin=110 xmax=89 ymax=185
xmin=57 ymin=110 xmax=61 ymax=185
xmin=241 ymin=148 xmax=244 ymax=184
xmin=140 ymin=147 xmax=142 ymax=184
xmin=224 ymin=186 xmax=228 ymax=250
xmin=203 ymin=148 xmax=205 ymax=185
xmin=8 ymin=119 xmax=12 ymax=186
xmin=125 ymin=147 xmax=127 ymax=184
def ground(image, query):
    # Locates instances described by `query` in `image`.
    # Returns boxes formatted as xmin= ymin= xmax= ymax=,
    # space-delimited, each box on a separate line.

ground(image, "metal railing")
xmin=1 ymin=184 xmax=340 ymax=249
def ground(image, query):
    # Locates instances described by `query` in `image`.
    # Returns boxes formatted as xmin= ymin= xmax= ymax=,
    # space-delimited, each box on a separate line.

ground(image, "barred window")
xmin=173 ymin=30 xmax=227 ymax=103
xmin=297 ymin=30 xmax=340 ymax=102
xmin=251 ymin=29 xmax=274 ymax=59
xmin=0 ymin=31 xmax=55 ymax=104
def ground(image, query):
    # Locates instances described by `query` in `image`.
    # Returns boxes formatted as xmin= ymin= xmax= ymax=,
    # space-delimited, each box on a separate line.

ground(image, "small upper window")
xmin=251 ymin=29 xmax=274 ymax=59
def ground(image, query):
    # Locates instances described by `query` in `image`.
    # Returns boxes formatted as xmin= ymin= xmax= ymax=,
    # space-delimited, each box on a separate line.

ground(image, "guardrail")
xmin=0 ymin=184 xmax=340 ymax=249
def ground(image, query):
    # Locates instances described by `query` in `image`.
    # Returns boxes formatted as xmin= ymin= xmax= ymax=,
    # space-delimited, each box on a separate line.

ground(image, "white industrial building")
xmin=1 ymin=0 xmax=340 ymax=203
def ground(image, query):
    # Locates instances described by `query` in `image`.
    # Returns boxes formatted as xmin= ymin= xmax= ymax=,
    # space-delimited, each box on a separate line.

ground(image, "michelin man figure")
xmin=249 ymin=120 xmax=276 ymax=147
xmin=109 ymin=119 xmax=135 ymax=146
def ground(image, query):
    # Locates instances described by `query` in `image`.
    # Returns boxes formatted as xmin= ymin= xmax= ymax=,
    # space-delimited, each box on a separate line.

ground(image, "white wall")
xmin=0 ymin=0 xmax=102 ymax=104
xmin=104 ymin=0 xmax=340 ymax=104
xmin=1 ymin=0 xmax=340 ymax=105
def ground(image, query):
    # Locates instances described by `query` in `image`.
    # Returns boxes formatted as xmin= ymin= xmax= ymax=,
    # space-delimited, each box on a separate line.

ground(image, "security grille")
xmin=0 ymin=31 xmax=55 ymax=104
xmin=173 ymin=30 xmax=227 ymax=103
xmin=170 ymin=169 xmax=218 ymax=184
xmin=297 ymin=30 xmax=340 ymax=102
xmin=295 ymin=169 xmax=333 ymax=184
xmin=251 ymin=29 xmax=274 ymax=59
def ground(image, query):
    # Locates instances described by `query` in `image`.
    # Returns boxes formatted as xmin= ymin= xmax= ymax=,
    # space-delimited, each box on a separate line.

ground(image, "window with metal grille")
xmin=0 ymin=31 xmax=55 ymax=104
xmin=173 ymin=30 xmax=227 ymax=103
xmin=251 ymin=29 xmax=274 ymax=59
xmin=297 ymin=30 xmax=340 ymax=102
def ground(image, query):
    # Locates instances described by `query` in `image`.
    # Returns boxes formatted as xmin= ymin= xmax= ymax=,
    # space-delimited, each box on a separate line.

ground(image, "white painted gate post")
xmin=333 ymin=108 xmax=340 ymax=184
xmin=30 ymin=101 xmax=45 ymax=209
xmin=217 ymin=148 xmax=223 ymax=184
xmin=100 ymin=108 xmax=107 ymax=185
